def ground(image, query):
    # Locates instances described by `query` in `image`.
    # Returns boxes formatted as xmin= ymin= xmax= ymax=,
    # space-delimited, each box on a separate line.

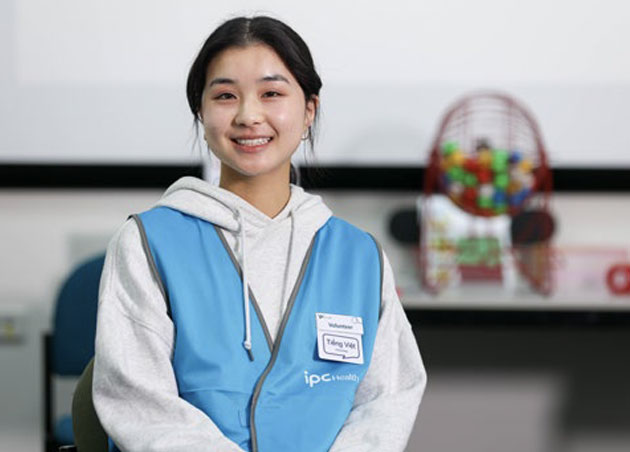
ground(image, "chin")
xmin=224 ymin=162 xmax=285 ymax=179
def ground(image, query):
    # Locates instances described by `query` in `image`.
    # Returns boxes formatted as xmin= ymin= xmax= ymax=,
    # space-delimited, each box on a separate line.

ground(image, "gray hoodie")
xmin=93 ymin=176 xmax=426 ymax=452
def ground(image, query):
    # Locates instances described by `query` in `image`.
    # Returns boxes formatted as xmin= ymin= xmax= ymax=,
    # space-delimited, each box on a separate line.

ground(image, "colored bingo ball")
xmin=439 ymin=141 xmax=537 ymax=215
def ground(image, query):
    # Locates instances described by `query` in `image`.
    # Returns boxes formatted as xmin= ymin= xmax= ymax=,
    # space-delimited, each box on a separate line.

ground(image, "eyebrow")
xmin=259 ymin=74 xmax=290 ymax=84
xmin=207 ymin=74 xmax=290 ymax=88
xmin=208 ymin=77 xmax=234 ymax=88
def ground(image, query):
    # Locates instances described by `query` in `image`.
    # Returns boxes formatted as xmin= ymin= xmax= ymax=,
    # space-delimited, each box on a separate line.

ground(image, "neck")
xmin=219 ymin=164 xmax=292 ymax=219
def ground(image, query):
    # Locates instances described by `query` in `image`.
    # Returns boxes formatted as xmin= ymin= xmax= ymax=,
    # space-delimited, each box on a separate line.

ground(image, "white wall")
xmin=2 ymin=0 xmax=630 ymax=166
xmin=3 ymin=190 xmax=630 ymax=316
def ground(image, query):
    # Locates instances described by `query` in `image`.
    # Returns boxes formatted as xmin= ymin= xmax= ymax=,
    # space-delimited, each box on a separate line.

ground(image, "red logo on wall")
xmin=606 ymin=264 xmax=630 ymax=295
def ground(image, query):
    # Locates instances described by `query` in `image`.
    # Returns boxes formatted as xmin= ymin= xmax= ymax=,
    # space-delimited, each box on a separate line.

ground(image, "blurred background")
xmin=1 ymin=1 xmax=630 ymax=451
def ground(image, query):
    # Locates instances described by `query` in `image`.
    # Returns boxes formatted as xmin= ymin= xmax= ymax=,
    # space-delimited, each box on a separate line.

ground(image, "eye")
xmin=262 ymin=91 xmax=282 ymax=98
xmin=214 ymin=92 xmax=236 ymax=100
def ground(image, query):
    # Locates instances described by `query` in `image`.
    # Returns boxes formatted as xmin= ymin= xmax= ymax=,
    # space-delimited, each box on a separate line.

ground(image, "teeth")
xmin=236 ymin=137 xmax=271 ymax=146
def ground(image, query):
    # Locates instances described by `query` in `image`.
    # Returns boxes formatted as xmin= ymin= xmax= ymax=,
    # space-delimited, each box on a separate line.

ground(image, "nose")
xmin=234 ymin=96 xmax=264 ymax=127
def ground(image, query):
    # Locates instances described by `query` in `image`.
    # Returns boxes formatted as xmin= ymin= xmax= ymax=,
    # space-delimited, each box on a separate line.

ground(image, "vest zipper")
xmin=248 ymin=236 xmax=317 ymax=452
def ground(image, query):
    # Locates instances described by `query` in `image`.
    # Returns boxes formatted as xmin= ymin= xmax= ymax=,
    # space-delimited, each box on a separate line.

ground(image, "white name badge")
xmin=316 ymin=313 xmax=364 ymax=365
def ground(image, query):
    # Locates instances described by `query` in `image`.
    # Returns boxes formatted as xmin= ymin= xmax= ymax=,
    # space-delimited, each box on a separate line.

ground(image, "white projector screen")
xmin=1 ymin=0 xmax=629 ymax=166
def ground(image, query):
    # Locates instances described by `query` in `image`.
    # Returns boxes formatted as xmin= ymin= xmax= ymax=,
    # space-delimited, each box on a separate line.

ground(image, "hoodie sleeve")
xmin=93 ymin=219 xmax=245 ymax=452
xmin=329 ymin=250 xmax=427 ymax=452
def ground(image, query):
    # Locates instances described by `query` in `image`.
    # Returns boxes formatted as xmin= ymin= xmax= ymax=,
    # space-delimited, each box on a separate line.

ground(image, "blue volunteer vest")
xmin=111 ymin=206 xmax=382 ymax=452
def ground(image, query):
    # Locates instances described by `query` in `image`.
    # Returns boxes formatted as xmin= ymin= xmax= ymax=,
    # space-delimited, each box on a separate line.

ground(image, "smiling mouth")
xmin=231 ymin=137 xmax=273 ymax=146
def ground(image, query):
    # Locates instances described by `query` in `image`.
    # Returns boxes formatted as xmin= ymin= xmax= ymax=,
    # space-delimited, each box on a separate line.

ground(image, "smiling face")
xmin=201 ymin=43 xmax=317 ymax=185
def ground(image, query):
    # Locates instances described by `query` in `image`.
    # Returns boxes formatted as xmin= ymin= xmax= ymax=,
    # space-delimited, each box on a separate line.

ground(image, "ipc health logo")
xmin=303 ymin=370 xmax=359 ymax=388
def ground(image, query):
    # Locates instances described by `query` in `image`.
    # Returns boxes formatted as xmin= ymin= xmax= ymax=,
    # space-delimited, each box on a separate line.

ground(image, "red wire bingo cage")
xmin=420 ymin=92 xmax=553 ymax=295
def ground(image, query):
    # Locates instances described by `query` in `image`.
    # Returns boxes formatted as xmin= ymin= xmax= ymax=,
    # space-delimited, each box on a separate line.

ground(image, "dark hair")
xmin=187 ymin=16 xmax=323 ymax=184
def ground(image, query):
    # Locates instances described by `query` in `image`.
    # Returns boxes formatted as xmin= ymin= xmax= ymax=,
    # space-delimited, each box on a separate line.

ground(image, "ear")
xmin=197 ymin=111 xmax=208 ymax=142
xmin=304 ymin=94 xmax=319 ymax=129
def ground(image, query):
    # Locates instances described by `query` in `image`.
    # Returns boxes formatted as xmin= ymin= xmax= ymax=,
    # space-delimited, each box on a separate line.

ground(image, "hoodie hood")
xmin=154 ymin=176 xmax=331 ymax=233
xmin=152 ymin=176 xmax=332 ymax=359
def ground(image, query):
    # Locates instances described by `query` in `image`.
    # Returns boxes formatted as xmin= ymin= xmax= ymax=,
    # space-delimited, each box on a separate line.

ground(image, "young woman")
xmin=93 ymin=15 xmax=426 ymax=452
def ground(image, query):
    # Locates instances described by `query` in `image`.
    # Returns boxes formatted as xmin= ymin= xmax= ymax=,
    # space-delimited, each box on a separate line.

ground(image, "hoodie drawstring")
xmin=279 ymin=210 xmax=296 ymax=317
xmin=237 ymin=205 xmax=297 ymax=362
xmin=238 ymin=210 xmax=255 ymax=361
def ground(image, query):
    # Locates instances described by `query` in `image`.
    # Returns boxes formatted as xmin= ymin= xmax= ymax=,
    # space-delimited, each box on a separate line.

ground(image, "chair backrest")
xmin=72 ymin=357 xmax=108 ymax=452
xmin=52 ymin=254 xmax=105 ymax=376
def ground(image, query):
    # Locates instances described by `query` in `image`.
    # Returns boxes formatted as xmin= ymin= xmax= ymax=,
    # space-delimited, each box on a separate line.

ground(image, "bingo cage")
xmin=420 ymin=92 xmax=554 ymax=295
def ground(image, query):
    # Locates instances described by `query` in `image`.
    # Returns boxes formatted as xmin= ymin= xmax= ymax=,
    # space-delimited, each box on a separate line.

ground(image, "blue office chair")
xmin=43 ymin=253 xmax=105 ymax=452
